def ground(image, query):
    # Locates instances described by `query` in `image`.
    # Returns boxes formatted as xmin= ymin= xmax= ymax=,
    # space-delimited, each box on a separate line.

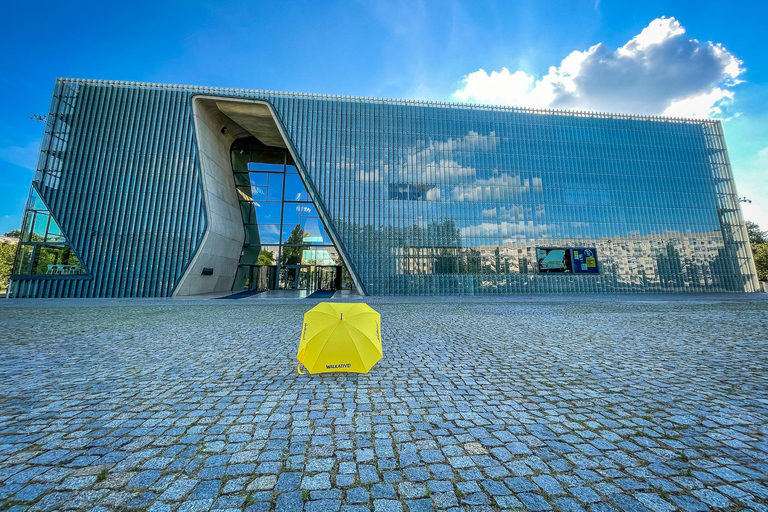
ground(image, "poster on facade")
xmin=571 ymin=248 xmax=599 ymax=274
xmin=536 ymin=248 xmax=572 ymax=273
xmin=536 ymin=247 xmax=598 ymax=274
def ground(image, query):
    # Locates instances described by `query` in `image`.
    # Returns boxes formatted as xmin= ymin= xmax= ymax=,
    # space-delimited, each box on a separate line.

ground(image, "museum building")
xmin=9 ymin=78 xmax=759 ymax=297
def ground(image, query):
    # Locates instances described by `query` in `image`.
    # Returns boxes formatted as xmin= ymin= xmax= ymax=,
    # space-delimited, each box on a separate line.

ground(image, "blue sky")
xmin=1 ymin=0 xmax=766 ymax=234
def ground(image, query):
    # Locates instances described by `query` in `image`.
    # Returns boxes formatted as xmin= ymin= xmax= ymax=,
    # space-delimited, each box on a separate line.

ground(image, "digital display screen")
xmin=536 ymin=247 xmax=598 ymax=274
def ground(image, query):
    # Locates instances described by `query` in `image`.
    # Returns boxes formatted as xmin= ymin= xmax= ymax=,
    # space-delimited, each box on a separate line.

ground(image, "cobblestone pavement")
xmin=0 ymin=296 xmax=767 ymax=512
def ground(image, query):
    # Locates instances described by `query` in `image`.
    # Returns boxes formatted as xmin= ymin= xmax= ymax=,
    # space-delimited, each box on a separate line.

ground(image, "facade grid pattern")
xmin=9 ymin=78 xmax=758 ymax=297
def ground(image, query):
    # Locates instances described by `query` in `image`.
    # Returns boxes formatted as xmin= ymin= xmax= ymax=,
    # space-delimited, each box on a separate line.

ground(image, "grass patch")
xmin=96 ymin=469 xmax=109 ymax=481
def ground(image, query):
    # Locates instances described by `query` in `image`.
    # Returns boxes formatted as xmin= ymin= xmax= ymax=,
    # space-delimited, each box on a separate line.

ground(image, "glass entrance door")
xmin=233 ymin=265 xmax=276 ymax=291
xmin=316 ymin=266 xmax=341 ymax=291
xmin=253 ymin=265 xmax=276 ymax=291
xmin=279 ymin=265 xmax=313 ymax=290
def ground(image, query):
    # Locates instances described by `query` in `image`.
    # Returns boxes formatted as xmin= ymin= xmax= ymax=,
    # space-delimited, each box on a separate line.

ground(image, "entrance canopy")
xmin=174 ymin=96 xmax=362 ymax=296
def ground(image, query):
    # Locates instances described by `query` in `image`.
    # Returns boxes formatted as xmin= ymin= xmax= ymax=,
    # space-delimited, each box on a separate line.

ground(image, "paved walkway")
xmin=0 ymin=296 xmax=767 ymax=511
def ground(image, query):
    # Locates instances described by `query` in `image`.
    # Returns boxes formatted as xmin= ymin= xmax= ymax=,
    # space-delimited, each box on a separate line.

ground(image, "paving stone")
xmin=634 ymin=493 xmax=675 ymax=512
xmin=690 ymin=489 xmax=730 ymax=508
xmin=461 ymin=492 xmax=490 ymax=506
xmin=247 ymin=475 xmax=277 ymax=491
xmin=533 ymin=474 xmax=565 ymax=495
xmin=147 ymin=503 xmax=172 ymax=512
xmin=670 ymin=495 xmax=708 ymax=512
xmin=552 ymin=497 xmax=584 ymax=512
xmin=310 ymin=489 xmax=341 ymax=500
xmin=739 ymin=480 xmax=768 ymax=499
xmin=610 ymin=494 xmax=651 ymax=512
xmin=126 ymin=491 xmax=158 ymax=509
xmin=60 ymin=475 xmax=98 ymax=490
xmin=275 ymin=472 xmax=302 ymax=491
xmin=2 ymin=299 xmax=768 ymax=512
xmin=346 ymin=487 xmax=370 ymax=503
xmin=160 ymin=478 xmax=197 ymax=500
xmin=518 ymin=493 xmax=552 ymax=511
xmin=301 ymin=473 xmax=331 ymax=490
xmin=13 ymin=483 xmax=52 ymax=502
xmin=481 ymin=479 xmax=510 ymax=496
xmin=336 ymin=474 xmax=355 ymax=487
xmin=372 ymin=483 xmax=397 ymax=499
xmin=190 ymin=479 xmax=221 ymax=500
xmin=244 ymin=503 xmax=271 ymax=512
xmin=342 ymin=507 xmax=371 ymax=512
xmin=432 ymin=491 xmax=459 ymax=509
xmin=275 ymin=490 xmax=303 ymax=512
xmin=404 ymin=467 xmax=429 ymax=481
xmin=398 ymin=482 xmax=428 ymax=499
xmin=305 ymin=499 xmax=341 ymax=512
xmin=359 ymin=464 xmax=380 ymax=484
xmin=178 ymin=499 xmax=215 ymax=512
xmin=374 ymin=499 xmax=404 ymax=512
xmin=213 ymin=495 xmax=245 ymax=509
xmin=405 ymin=498 xmax=434 ymax=512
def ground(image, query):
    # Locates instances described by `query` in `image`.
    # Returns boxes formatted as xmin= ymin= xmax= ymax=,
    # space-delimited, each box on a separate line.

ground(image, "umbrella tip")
xmin=340 ymin=313 xmax=343 ymax=320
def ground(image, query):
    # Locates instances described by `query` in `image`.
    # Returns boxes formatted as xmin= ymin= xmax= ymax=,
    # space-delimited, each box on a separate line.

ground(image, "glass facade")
xmin=230 ymin=137 xmax=351 ymax=292
xmin=9 ymin=79 xmax=758 ymax=297
xmin=272 ymin=98 xmax=757 ymax=294
xmin=12 ymin=185 xmax=86 ymax=277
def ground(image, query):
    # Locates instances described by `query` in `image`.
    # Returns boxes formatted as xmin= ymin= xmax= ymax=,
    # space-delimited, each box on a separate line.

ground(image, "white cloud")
xmin=663 ymin=88 xmax=734 ymax=118
xmin=451 ymin=174 xmax=532 ymax=202
xmin=403 ymin=131 xmax=499 ymax=184
xmin=483 ymin=205 xmax=525 ymax=221
xmin=0 ymin=140 xmax=40 ymax=170
xmin=460 ymin=220 xmax=551 ymax=241
xmin=425 ymin=187 xmax=441 ymax=201
xmin=421 ymin=159 xmax=476 ymax=181
xmin=358 ymin=168 xmax=383 ymax=182
xmin=359 ymin=131 xmax=501 ymax=189
xmin=454 ymin=17 xmax=743 ymax=119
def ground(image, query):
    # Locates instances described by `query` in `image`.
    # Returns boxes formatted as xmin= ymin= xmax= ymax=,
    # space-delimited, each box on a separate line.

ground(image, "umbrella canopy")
xmin=297 ymin=302 xmax=382 ymax=374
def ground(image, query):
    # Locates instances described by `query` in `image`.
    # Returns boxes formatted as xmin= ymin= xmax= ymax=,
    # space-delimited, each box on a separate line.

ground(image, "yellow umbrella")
xmin=297 ymin=302 xmax=382 ymax=374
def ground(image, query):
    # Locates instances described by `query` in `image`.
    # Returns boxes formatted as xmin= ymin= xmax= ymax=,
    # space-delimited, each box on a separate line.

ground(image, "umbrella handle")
xmin=297 ymin=363 xmax=304 ymax=375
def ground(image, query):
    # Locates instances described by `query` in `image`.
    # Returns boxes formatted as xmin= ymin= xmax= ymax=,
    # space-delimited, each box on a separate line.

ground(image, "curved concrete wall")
xmin=173 ymin=98 xmax=245 ymax=296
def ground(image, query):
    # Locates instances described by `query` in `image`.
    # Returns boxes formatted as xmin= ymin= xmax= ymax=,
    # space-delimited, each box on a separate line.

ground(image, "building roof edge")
xmin=55 ymin=77 xmax=717 ymax=125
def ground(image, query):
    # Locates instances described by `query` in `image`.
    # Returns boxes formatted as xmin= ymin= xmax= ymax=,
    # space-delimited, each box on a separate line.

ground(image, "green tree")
xmin=746 ymin=221 xmax=768 ymax=281
xmin=257 ymin=249 xmax=274 ymax=265
xmin=434 ymin=250 xmax=459 ymax=274
xmin=754 ymin=244 xmax=768 ymax=281
xmin=3 ymin=230 xmax=21 ymax=238
xmin=463 ymin=248 xmax=482 ymax=274
xmin=746 ymin=221 xmax=767 ymax=245
xmin=0 ymin=242 xmax=16 ymax=289
xmin=281 ymin=225 xmax=306 ymax=265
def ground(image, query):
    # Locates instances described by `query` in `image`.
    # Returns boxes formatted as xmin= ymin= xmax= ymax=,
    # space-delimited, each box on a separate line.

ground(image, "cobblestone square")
xmin=0 ymin=295 xmax=767 ymax=511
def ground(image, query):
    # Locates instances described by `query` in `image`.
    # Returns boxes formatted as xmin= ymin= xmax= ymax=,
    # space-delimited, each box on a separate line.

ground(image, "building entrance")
xmin=230 ymin=137 xmax=356 ymax=295
xmin=317 ymin=266 xmax=342 ymax=291
xmin=277 ymin=265 xmax=341 ymax=291
xmin=235 ymin=264 xmax=342 ymax=292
